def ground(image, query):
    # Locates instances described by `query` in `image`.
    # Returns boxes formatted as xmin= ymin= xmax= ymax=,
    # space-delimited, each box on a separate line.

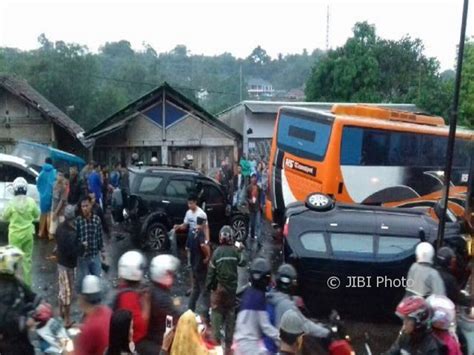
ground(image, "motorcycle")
xmin=301 ymin=310 xmax=356 ymax=355
xmin=456 ymin=294 xmax=474 ymax=355
xmin=36 ymin=318 xmax=77 ymax=354
xmin=32 ymin=304 xmax=78 ymax=354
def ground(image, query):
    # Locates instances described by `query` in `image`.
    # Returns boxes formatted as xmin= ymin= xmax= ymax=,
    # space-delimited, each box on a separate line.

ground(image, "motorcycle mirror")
xmin=329 ymin=309 xmax=340 ymax=323
xmin=418 ymin=227 xmax=426 ymax=242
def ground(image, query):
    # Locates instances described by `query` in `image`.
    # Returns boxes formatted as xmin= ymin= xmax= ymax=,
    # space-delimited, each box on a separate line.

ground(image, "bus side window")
xmin=362 ymin=131 xmax=388 ymax=165
xmin=341 ymin=127 xmax=363 ymax=165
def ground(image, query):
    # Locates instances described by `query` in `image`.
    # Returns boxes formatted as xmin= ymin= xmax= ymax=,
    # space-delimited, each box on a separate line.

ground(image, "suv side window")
xmin=377 ymin=236 xmax=417 ymax=258
xmin=137 ymin=176 xmax=163 ymax=194
xmin=165 ymin=179 xmax=194 ymax=199
xmin=331 ymin=233 xmax=375 ymax=260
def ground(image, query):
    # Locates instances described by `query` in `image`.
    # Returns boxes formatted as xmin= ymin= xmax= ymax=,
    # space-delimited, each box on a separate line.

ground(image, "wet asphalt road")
xmin=27 ymin=218 xmax=400 ymax=354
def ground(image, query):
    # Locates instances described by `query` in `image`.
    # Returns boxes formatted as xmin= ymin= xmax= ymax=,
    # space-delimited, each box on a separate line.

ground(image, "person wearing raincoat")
xmin=169 ymin=310 xmax=215 ymax=355
xmin=1 ymin=177 xmax=40 ymax=286
xmin=36 ymin=157 xmax=57 ymax=240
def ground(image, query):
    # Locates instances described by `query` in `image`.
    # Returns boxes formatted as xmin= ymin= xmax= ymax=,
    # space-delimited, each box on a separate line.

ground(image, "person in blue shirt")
xmin=36 ymin=157 xmax=57 ymax=240
xmin=88 ymin=162 xmax=103 ymax=208
xmin=110 ymin=163 xmax=121 ymax=189
xmin=234 ymin=258 xmax=279 ymax=354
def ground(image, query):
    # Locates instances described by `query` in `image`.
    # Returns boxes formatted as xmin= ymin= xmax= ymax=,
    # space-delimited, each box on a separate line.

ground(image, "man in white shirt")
xmin=173 ymin=194 xmax=211 ymax=314
xmin=174 ymin=194 xmax=210 ymax=241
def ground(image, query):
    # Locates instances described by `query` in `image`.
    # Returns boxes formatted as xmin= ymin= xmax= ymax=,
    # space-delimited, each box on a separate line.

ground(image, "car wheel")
xmin=231 ymin=215 xmax=248 ymax=242
xmin=305 ymin=193 xmax=334 ymax=211
xmin=145 ymin=222 xmax=168 ymax=251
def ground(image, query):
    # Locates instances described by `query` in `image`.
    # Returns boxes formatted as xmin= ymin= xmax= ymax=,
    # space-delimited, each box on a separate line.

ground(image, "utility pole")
xmin=436 ymin=0 xmax=470 ymax=249
xmin=239 ymin=63 xmax=243 ymax=102
xmin=326 ymin=4 xmax=330 ymax=51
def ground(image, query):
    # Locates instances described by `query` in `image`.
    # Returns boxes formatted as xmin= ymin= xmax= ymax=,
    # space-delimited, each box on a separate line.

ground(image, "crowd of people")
xmin=216 ymin=154 xmax=268 ymax=251
xmin=382 ymin=242 xmax=469 ymax=355
xmin=0 ymin=154 xmax=472 ymax=355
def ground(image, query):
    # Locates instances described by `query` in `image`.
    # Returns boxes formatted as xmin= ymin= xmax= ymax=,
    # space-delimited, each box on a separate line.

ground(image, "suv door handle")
xmin=162 ymin=200 xmax=170 ymax=204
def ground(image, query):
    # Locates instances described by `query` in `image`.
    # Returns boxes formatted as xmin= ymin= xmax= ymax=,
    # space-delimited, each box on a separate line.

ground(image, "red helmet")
xmin=396 ymin=296 xmax=431 ymax=328
xmin=34 ymin=303 xmax=53 ymax=323
xmin=329 ymin=340 xmax=354 ymax=355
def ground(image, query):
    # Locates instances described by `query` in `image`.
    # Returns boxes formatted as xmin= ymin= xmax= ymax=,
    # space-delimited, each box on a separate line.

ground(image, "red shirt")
xmin=75 ymin=305 xmax=112 ymax=355
xmin=116 ymin=290 xmax=148 ymax=343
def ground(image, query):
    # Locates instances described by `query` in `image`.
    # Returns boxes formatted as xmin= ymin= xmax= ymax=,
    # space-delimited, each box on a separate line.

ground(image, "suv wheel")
xmin=231 ymin=215 xmax=248 ymax=242
xmin=305 ymin=193 xmax=334 ymax=212
xmin=145 ymin=222 xmax=168 ymax=251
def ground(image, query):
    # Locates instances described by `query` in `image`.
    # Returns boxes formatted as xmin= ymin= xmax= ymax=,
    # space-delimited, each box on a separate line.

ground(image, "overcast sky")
xmin=0 ymin=0 xmax=472 ymax=70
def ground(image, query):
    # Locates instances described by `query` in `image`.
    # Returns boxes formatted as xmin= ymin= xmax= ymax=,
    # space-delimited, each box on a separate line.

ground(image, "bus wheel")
xmin=305 ymin=193 xmax=334 ymax=212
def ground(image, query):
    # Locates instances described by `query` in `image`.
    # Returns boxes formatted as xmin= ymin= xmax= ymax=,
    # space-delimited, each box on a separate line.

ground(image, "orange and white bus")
xmin=266 ymin=104 xmax=474 ymax=224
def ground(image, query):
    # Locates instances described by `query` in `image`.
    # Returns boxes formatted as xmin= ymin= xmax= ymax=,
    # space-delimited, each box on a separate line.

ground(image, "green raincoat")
xmin=2 ymin=195 xmax=40 ymax=286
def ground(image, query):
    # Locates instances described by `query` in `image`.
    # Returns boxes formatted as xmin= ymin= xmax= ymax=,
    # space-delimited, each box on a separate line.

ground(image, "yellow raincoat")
xmin=2 ymin=195 xmax=39 ymax=285
xmin=170 ymin=310 xmax=211 ymax=355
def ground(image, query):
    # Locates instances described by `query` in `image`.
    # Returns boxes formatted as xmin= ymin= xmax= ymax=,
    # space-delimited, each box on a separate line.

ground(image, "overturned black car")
xmin=282 ymin=193 xmax=471 ymax=319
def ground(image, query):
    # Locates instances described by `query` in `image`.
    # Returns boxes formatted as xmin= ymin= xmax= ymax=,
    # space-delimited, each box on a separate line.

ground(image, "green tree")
xmin=460 ymin=39 xmax=474 ymax=127
xmin=306 ymin=22 xmax=380 ymax=102
xmin=305 ymin=22 xmax=452 ymax=119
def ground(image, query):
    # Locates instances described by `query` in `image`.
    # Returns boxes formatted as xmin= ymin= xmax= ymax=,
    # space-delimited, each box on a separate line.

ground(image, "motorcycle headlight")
xmin=462 ymin=234 xmax=473 ymax=257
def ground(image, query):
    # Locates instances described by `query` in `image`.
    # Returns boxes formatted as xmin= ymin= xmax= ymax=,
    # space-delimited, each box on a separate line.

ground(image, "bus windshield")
xmin=277 ymin=112 xmax=332 ymax=161
xmin=341 ymin=126 xmax=472 ymax=168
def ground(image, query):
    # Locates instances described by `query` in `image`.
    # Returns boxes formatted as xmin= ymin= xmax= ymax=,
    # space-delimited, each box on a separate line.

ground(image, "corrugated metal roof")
xmin=0 ymin=75 xmax=86 ymax=140
xmin=243 ymin=101 xmax=419 ymax=114
xmin=217 ymin=101 xmax=420 ymax=117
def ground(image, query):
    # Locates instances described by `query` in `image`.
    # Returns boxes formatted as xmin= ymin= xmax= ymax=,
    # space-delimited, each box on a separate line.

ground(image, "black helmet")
xmin=436 ymin=246 xmax=455 ymax=269
xmin=219 ymin=225 xmax=233 ymax=245
xmin=250 ymin=258 xmax=272 ymax=289
xmin=276 ymin=264 xmax=297 ymax=293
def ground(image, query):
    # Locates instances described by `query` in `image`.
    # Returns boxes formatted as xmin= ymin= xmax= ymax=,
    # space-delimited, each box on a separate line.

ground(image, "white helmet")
xmin=426 ymin=295 xmax=456 ymax=330
xmin=416 ymin=242 xmax=435 ymax=264
xmin=150 ymin=157 xmax=159 ymax=165
xmin=0 ymin=245 xmax=24 ymax=274
xmin=81 ymin=275 xmax=102 ymax=294
xmin=118 ymin=251 xmax=146 ymax=281
xmin=13 ymin=177 xmax=28 ymax=195
xmin=150 ymin=254 xmax=180 ymax=284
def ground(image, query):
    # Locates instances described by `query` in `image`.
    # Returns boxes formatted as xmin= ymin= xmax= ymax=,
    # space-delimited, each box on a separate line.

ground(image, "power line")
xmin=88 ymin=72 xmax=242 ymax=97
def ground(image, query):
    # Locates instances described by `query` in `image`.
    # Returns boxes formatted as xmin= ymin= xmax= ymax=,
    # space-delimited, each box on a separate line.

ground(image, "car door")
xmin=199 ymin=180 xmax=227 ymax=241
xmin=162 ymin=176 xmax=195 ymax=226
xmin=132 ymin=174 xmax=164 ymax=212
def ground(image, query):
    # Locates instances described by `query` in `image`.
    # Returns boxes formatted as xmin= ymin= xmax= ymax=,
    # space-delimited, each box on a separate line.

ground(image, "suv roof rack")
xmin=287 ymin=200 xmax=429 ymax=217
xmin=130 ymin=164 xmax=200 ymax=174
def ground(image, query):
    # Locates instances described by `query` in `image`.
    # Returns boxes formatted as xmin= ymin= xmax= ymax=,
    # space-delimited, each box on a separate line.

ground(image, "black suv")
xmin=282 ymin=192 xmax=471 ymax=318
xmin=121 ymin=165 xmax=248 ymax=251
